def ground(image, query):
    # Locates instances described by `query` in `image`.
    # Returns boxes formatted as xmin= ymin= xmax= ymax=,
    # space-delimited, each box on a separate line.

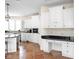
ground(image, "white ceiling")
xmin=5 ymin=0 xmax=73 ymax=16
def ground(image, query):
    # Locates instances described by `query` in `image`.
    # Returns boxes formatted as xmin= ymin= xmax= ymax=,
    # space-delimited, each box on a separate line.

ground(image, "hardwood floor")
xmin=5 ymin=51 xmax=19 ymax=59
xmin=5 ymin=41 xmax=73 ymax=59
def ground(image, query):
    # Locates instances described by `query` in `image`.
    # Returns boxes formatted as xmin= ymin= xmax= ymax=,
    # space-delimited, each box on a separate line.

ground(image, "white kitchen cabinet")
xmin=30 ymin=34 xmax=41 ymax=44
xmin=49 ymin=5 xmax=63 ymax=28
xmin=21 ymin=33 xmax=41 ymax=45
xmin=21 ymin=33 xmax=31 ymax=41
xmin=40 ymin=39 xmax=49 ymax=52
xmin=40 ymin=5 xmax=64 ymax=28
xmin=40 ymin=38 xmax=74 ymax=58
xmin=54 ymin=40 xmax=62 ymax=51
xmin=24 ymin=19 xmax=31 ymax=28
xmin=62 ymin=41 xmax=74 ymax=58
xmin=31 ymin=15 xmax=40 ymax=28
xmin=21 ymin=33 xmax=26 ymax=41
xmin=8 ymin=38 xmax=17 ymax=52
xmin=63 ymin=7 xmax=74 ymax=28
xmin=40 ymin=12 xmax=49 ymax=28
xmin=47 ymin=40 xmax=62 ymax=51
xmin=26 ymin=33 xmax=31 ymax=41
xmin=47 ymin=40 xmax=54 ymax=52
xmin=40 ymin=39 xmax=62 ymax=52
xmin=40 ymin=4 xmax=74 ymax=28
xmin=23 ymin=15 xmax=40 ymax=28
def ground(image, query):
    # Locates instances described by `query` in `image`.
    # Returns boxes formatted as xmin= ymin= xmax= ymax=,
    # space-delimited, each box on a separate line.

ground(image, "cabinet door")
xmin=63 ymin=7 xmax=74 ymax=28
xmin=23 ymin=20 xmax=27 ymax=28
xmin=67 ymin=42 xmax=74 ymax=58
xmin=25 ymin=33 xmax=30 ymax=41
xmin=40 ymin=12 xmax=49 ymax=28
xmin=62 ymin=41 xmax=69 ymax=57
xmin=31 ymin=15 xmax=40 ymax=28
xmin=47 ymin=40 xmax=55 ymax=52
xmin=54 ymin=40 xmax=62 ymax=51
xmin=23 ymin=18 xmax=31 ymax=28
xmin=21 ymin=33 xmax=26 ymax=41
xmin=48 ymin=42 xmax=53 ymax=51
xmin=8 ymin=38 xmax=16 ymax=52
xmin=49 ymin=5 xmax=63 ymax=28
xmin=40 ymin=39 xmax=49 ymax=52
xmin=30 ymin=34 xmax=39 ymax=43
xmin=62 ymin=41 xmax=74 ymax=58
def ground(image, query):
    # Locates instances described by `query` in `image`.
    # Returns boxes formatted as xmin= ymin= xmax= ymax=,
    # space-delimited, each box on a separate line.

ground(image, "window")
xmin=9 ymin=19 xmax=15 ymax=30
xmin=5 ymin=20 xmax=9 ymax=30
xmin=15 ymin=20 xmax=21 ymax=30
xmin=5 ymin=19 xmax=22 ymax=31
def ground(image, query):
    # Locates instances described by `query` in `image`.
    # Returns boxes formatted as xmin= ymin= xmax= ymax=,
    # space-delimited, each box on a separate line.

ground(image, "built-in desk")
xmin=40 ymin=35 xmax=74 ymax=58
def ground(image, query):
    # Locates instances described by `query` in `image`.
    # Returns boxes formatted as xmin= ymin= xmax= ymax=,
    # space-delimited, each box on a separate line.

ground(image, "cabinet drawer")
xmin=62 ymin=41 xmax=74 ymax=58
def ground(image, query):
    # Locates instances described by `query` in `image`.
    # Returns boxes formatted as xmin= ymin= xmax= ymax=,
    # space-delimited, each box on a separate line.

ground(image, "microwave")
xmin=32 ymin=28 xmax=38 ymax=33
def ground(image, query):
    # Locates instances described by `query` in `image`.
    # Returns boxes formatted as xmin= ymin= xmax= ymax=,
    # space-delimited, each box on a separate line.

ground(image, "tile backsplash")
xmin=39 ymin=28 xmax=74 ymax=36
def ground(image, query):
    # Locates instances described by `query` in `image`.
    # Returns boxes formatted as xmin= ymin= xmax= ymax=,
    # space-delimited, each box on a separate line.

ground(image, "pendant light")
xmin=5 ymin=3 xmax=10 ymax=21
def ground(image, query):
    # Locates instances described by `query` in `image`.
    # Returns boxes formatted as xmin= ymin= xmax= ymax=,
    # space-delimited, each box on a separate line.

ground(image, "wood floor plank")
xmin=5 ymin=41 xmax=73 ymax=59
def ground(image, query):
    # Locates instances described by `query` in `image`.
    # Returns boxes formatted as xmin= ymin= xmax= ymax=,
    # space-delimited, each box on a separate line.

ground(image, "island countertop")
xmin=5 ymin=33 xmax=20 ymax=39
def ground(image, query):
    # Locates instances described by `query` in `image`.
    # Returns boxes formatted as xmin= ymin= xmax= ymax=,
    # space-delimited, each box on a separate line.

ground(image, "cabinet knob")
xmin=67 ymin=43 xmax=68 ymax=44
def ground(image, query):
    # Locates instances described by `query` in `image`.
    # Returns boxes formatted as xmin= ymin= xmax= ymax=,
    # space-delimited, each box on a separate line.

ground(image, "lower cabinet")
xmin=40 ymin=39 xmax=62 ymax=52
xmin=8 ymin=38 xmax=17 ymax=53
xmin=21 ymin=33 xmax=26 ymax=41
xmin=40 ymin=39 xmax=49 ymax=52
xmin=40 ymin=39 xmax=74 ymax=58
xmin=47 ymin=40 xmax=62 ymax=52
xmin=54 ymin=40 xmax=62 ymax=51
xmin=30 ymin=34 xmax=40 ymax=43
xmin=21 ymin=33 xmax=41 ymax=45
xmin=21 ymin=33 xmax=31 ymax=41
xmin=62 ymin=41 xmax=74 ymax=58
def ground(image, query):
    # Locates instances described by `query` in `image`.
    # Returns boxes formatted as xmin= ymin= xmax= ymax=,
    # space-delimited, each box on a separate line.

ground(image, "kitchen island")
xmin=5 ymin=33 xmax=19 ymax=53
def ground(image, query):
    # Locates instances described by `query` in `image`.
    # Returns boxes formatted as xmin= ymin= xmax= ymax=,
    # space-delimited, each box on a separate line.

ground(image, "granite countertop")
xmin=5 ymin=33 xmax=20 ymax=39
xmin=41 ymin=35 xmax=74 ymax=42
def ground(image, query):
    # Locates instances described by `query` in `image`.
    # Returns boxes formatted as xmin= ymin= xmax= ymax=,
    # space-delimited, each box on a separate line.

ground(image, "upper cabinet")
xmin=40 ymin=5 xmax=64 ymax=28
xmin=40 ymin=6 xmax=49 ymax=28
xmin=23 ymin=17 xmax=31 ymax=28
xmin=31 ymin=15 xmax=40 ymax=28
xmin=63 ymin=7 xmax=74 ymax=28
xmin=23 ymin=3 xmax=74 ymax=28
xmin=40 ymin=3 xmax=74 ymax=28
xmin=23 ymin=15 xmax=40 ymax=28
xmin=49 ymin=5 xmax=63 ymax=28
